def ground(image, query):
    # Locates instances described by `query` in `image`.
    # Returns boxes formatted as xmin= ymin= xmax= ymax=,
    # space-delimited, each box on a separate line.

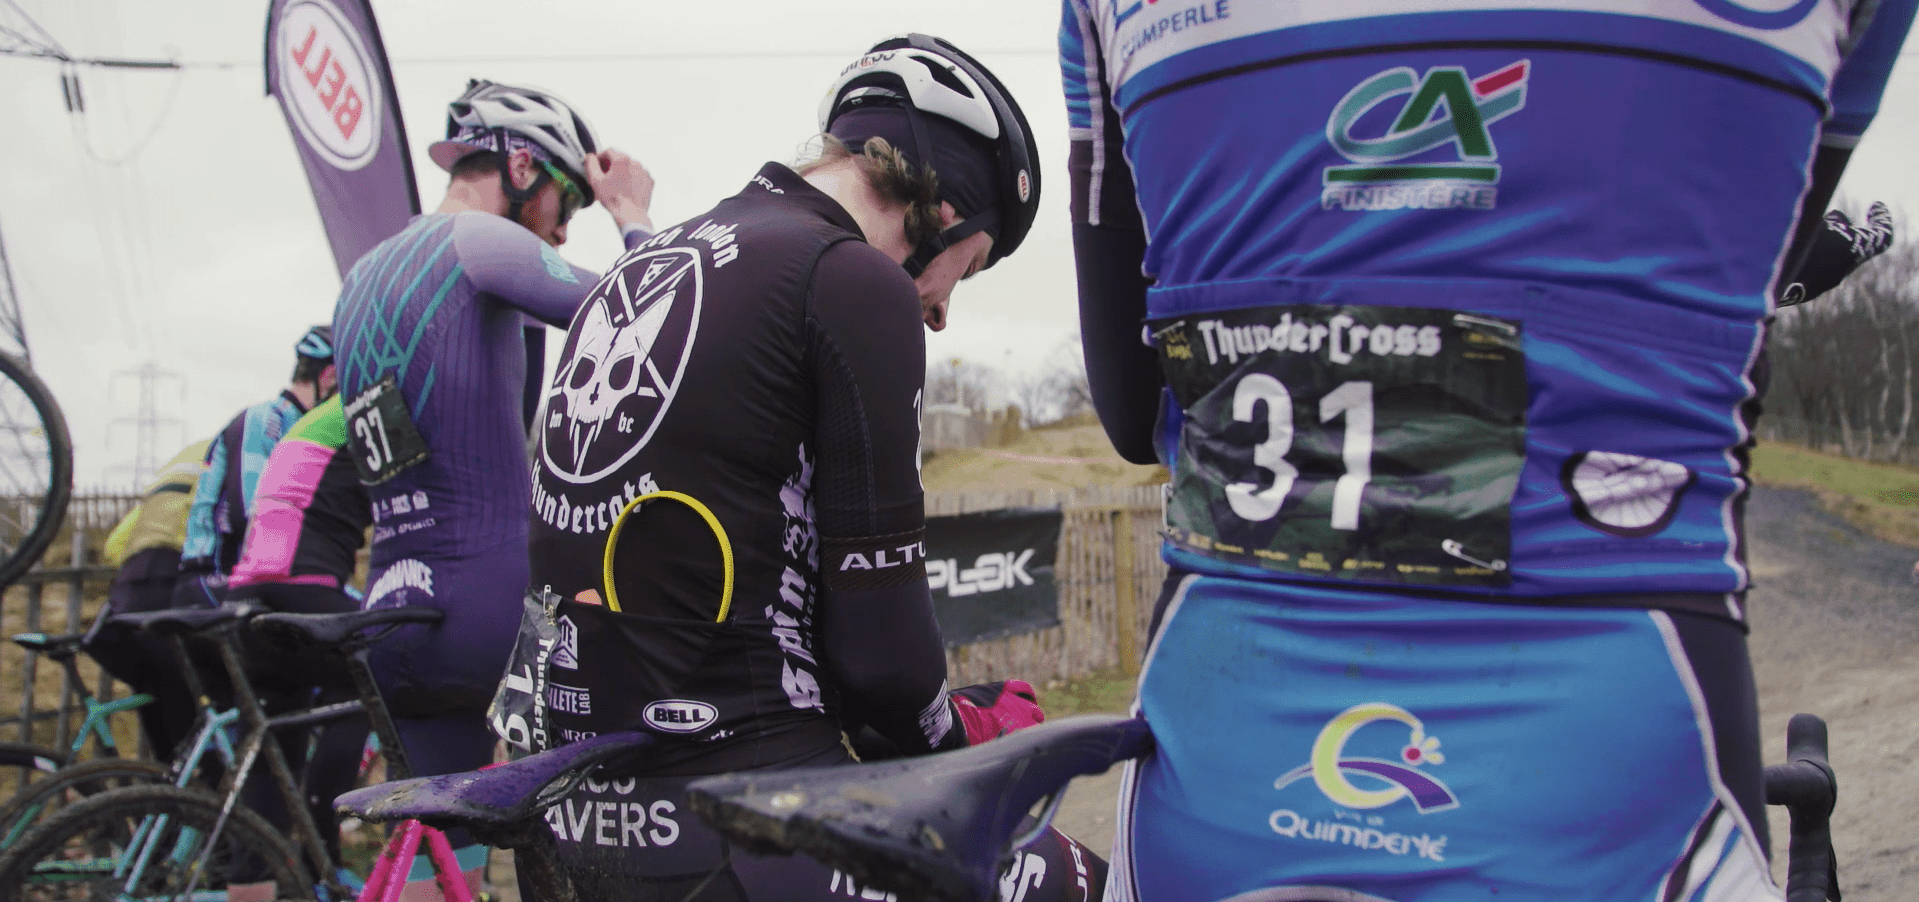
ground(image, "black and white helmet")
xmin=819 ymin=35 xmax=1040 ymax=271
xmin=429 ymin=79 xmax=602 ymax=205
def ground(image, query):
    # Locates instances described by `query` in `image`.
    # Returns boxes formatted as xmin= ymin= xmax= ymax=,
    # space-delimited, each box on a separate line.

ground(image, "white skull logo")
xmin=556 ymin=259 xmax=684 ymax=474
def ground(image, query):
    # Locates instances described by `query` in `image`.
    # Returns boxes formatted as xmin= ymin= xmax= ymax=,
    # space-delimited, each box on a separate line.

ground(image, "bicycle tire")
xmin=0 ymin=783 xmax=313 ymax=902
xmin=0 ymin=757 xmax=168 ymax=849
xmin=0 ymin=352 xmax=71 ymax=591
xmin=0 ymin=743 xmax=64 ymax=797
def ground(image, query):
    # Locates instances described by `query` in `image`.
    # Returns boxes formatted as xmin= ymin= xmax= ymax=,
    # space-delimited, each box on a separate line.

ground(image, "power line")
xmin=0 ymin=0 xmax=178 ymax=69
xmin=21 ymin=46 xmax=1061 ymax=72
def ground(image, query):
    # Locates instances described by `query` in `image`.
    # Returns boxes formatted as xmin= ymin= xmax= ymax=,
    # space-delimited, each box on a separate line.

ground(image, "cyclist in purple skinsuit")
xmin=330 ymin=78 xmax=656 ymax=898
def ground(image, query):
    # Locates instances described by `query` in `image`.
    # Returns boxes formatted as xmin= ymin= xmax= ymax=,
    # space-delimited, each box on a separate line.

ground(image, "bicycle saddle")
xmin=336 ymin=730 xmax=654 ymax=831
xmin=251 ymin=606 xmax=444 ymax=648
xmin=687 ymin=714 xmax=1154 ymax=902
xmin=10 ymin=631 xmax=84 ymax=657
xmin=115 ymin=603 xmax=259 ymax=635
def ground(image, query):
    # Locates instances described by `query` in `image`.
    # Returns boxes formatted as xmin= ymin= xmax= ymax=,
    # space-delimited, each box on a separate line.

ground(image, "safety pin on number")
xmin=1441 ymin=540 xmax=1507 ymax=572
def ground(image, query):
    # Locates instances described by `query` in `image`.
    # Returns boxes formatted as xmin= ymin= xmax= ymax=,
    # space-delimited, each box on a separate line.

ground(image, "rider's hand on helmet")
xmin=587 ymin=149 xmax=656 ymax=233
xmin=951 ymin=679 xmax=1045 ymax=745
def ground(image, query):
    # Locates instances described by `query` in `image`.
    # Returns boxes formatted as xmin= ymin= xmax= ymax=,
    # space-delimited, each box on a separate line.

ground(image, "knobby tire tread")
xmin=0 ymin=352 xmax=71 ymax=591
xmin=0 ymin=782 xmax=313 ymax=902
xmin=0 ymin=757 xmax=169 ymax=849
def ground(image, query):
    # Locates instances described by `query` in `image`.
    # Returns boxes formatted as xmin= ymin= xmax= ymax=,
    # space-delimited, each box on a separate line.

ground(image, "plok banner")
xmin=926 ymin=508 xmax=1064 ymax=645
xmin=265 ymin=0 xmax=419 ymax=277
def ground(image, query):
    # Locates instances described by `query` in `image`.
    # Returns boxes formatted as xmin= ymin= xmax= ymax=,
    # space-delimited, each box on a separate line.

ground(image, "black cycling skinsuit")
xmin=525 ymin=163 xmax=1102 ymax=901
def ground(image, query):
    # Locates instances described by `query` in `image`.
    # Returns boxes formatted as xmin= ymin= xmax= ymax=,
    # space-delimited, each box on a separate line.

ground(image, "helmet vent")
xmin=911 ymin=56 xmax=974 ymax=98
xmin=499 ymin=96 xmax=526 ymax=112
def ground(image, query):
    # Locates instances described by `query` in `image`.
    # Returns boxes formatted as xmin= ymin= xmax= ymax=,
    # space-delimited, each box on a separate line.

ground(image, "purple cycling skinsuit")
xmin=1061 ymin=0 xmax=1916 ymax=900
xmin=332 ymin=209 xmax=646 ymax=777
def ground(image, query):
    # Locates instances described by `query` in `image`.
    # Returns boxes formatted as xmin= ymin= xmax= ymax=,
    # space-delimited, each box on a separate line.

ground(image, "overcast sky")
xmin=3 ymin=0 xmax=1918 ymax=487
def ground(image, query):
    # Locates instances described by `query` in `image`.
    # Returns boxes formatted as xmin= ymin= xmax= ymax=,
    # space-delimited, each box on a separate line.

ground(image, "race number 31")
xmin=1154 ymin=304 xmax=1525 ymax=588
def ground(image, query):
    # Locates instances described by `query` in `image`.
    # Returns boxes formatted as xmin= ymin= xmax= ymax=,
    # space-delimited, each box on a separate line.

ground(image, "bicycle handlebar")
xmin=1764 ymin=713 xmax=1840 ymax=902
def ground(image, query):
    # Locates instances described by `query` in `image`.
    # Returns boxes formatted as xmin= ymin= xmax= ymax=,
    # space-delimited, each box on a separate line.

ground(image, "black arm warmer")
xmin=1776 ymin=144 xmax=1852 ymax=292
xmin=1070 ymin=137 xmax=1161 ymax=465
xmin=805 ymin=241 xmax=957 ymax=755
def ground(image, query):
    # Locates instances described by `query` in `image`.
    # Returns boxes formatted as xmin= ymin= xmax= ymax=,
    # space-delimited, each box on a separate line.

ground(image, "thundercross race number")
xmin=1153 ymin=305 xmax=1525 ymax=588
xmin=345 ymin=375 xmax=430 ymax=485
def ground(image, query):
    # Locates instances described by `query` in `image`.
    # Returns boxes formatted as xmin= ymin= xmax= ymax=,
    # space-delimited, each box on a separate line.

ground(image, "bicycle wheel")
xmin=0 ymin=757 xmax=168 ymax=849
xmin=0 ymin=352 xmax=70 ymax=590
xmin=0 ymin=783 xmax=313 ymax=902
xmin=0 ymin=743 xmax=64 ymax=797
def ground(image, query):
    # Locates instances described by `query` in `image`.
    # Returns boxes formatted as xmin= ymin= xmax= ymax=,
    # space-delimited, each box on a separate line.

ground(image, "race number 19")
xmin=344 ymin=376 xmax=429 ymax=484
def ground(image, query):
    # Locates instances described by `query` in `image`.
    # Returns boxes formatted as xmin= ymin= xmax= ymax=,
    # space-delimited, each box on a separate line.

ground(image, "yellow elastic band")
xmin=602 ymin=490 xmax=734 ymax=622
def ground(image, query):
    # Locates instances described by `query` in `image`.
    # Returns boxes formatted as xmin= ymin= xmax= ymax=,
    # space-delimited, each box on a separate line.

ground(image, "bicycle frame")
xmin=10 ymin=630 xmax=156 ymax=762
xmin=359 ymin=819 xmax=474 ymax=902
xmin=21 ymin=606 xmax=462 ymax=902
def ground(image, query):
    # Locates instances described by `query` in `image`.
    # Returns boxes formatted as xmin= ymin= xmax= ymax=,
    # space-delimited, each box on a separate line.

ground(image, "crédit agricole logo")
xmin=1323 ymin=60 xmax=1529 ymax=212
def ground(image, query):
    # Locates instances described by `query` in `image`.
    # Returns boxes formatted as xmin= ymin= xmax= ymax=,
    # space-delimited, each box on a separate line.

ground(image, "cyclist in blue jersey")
xmin=175 ymin=325 xmax=336 ymax=608
xmin=518 ymin=34 xmax=1101 ymax=902
xmin=1060 ymin=2 xmax=1915 ymax=900
xmin=331 ymin=78 xmax=656 ymax=900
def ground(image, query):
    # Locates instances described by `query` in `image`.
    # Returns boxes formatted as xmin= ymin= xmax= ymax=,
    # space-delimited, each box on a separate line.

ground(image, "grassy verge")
xmin=1041 ymin=666 xmax=1138 ymax=718
xmin=1750 ymin=441 xmax=1919 ymax=550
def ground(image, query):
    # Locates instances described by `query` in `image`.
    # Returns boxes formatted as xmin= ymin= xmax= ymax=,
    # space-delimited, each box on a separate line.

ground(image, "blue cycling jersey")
xmin=1061 ymin=0 xmax=1917 ymax=611
xmin=180 ymin=390 xmax=307 ymax=580
xmin=1062 ymin=4 xmax=1914 ymax=900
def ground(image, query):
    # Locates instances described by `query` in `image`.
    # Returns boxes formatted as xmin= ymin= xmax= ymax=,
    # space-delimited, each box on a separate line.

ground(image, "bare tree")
xmin=923 ymin=357 xmax=997 ymax=412
xmin=1012 ymin=337 xmax=1095 ymax=426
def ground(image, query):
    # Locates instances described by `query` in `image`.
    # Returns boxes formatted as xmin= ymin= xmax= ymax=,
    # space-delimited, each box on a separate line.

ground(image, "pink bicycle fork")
xmin=360 ymin=819 xmax=469 ymax=902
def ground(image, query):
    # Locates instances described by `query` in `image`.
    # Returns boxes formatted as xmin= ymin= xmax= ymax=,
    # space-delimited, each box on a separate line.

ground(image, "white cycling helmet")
xmin=819 ymin=35 xmax=1040 ymax=274
xmin=429 ymin=79 xmax=602 ymax=206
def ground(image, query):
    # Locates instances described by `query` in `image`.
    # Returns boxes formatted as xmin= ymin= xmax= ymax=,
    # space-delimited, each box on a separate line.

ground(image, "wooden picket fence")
xmin=0 ymin=489 xmax=142 ymax=752
xmin=930 ymin=484 xmax=1166 ymax=686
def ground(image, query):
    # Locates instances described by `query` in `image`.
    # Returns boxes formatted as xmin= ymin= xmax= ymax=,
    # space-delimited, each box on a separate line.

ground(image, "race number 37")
xmin=1154 ymin=304 xmax=1526 ymax=588
xmin=344 ymin=376 xmax=429 ymax=484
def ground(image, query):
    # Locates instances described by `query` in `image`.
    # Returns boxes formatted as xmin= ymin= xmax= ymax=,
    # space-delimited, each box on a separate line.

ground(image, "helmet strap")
xmin=904 ymin=211 xmax=997 ymax=279
xmin=497 ymin=132 xmax=552 ymax=227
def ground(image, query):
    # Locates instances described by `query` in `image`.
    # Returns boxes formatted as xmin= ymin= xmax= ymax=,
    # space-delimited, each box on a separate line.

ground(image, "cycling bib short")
xmin=1115 ymin=574 xmax=1770 ymax=902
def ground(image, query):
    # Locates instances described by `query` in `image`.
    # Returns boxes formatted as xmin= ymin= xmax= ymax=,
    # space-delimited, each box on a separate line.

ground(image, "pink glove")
xmin=951 ymin=680 xmax=1045 ymax=745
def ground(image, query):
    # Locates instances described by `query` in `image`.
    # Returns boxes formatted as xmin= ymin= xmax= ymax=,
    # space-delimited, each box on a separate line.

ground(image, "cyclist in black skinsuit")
xmin=520 ymin=35 xmax=1103 ymax=902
